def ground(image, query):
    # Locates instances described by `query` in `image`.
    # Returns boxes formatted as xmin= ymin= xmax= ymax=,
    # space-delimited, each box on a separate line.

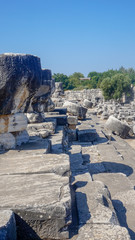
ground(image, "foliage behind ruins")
xmin=53 ymin=67 xmax=135 ymax=100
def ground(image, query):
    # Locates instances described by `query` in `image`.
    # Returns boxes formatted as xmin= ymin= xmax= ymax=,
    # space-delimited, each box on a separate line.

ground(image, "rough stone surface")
xmin=13 ymin=130 xmax=29 ymax=146
xmin=52 ymin=82 xmax=64 ymax=98
xmin=105 ymin=115 xmax=131 ymax=138
xmin=27 ymin=121 xmax=56 ymax=137
xmin=0 ymin=151 xmax=70 ymax=177
xmin=0 ymin=174 xmax=71 ymax=240
xmin=75 ymin=180 xmax=118 ymax=226
xmin=77 ymin=128 xmax=98 ymax=142
xmin=0 ymin=53 xmax=42 ymax=114
xmin=76 ymin=224 xmax=131 ymax=240
xmin=83 ymin=99 xmax=93 ymax=108
xmin=0 ymin=138 xmax=71 ymax=239
xmin=25 ymin=112 xmax=45 ymax=123
xmin=64 ymin=89 xmax=103 ymax=103
xmin=0 ymin=113 xmax=27 ymax=134
xmin=63 ymin=101 xmax=87 ymax=119
xmin=0 ymin=210 xmax=16 ymax=240
xmin=31 ymin=69 xmax=55 ymax=112
xmin=0 ymin=133 xmax=16 ymax=149
xmin=67 ymin=116 xmax=78 ymax=125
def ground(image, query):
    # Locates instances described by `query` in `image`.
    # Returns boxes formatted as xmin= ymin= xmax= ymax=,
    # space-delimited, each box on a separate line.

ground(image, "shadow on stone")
xmin=15 ymin=213 xmax=41 ymax=240
xmin=112 ymin=200 xmax=135 ymax=240
xmin=82 ymin=154 xmax=90 ymax=165
xmin=74 ymin=181 xmax=88 ymax=190
xmin=89 ymin=161 xmax=133 ymax=177
xmin=75 ymin=192 xmax=91 ymax=227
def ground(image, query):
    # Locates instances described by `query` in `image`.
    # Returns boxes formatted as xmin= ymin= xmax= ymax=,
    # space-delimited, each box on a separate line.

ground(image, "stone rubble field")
xmin=0 ymin=54 xmax=135 ymax=240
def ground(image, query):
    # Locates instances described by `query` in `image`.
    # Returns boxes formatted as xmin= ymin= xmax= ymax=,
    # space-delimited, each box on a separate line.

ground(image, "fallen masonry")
xmin=1 ymin=110 xmax=135 ymax=239
xmin=1 ymin=60 xmax=135 ymax=239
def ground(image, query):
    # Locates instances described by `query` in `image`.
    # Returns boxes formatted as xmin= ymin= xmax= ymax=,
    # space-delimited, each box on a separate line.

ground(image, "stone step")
xmin=69 ymin=115 xmax=133 ymax=240
xmin=49 ymin=125 xmax=64 ymax=154
xmin=0 ymin=134 xmax=71 ymax=239
xmin=54 ymin=107 xmax=67 ymax=115
xmin=76 ymin=223 xmax=131 ymax=240
xmin=27 ymin=120 xmax=56 ymax=137
xmin=45 ymin=114 xmax=67 ymax=125
xmin=0 ymin=173 xmax=71 ymax=240
xmin=0 ymin=152 xmax=70 ymax=176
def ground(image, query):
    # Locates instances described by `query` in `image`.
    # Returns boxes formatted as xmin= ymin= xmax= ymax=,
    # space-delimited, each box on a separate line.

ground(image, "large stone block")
xmin=26 ymin=112 xmax=45 ymax=123
xmin=63 ymin=101 xmax=87 ymax=119
xmin=67 ymin=116 xmax=78 ymax=125
xmin=0 ymin=113 xmax=27 ymax=134
xmin=27 ymin=121 xmax=56 ymax=137
xmin=76 ymin=224 xmax=131 ymax=240
xmin=105 ymin=115 xmax=131 ymax=138
xmin=0 ymin=53 xmax=42 ymax=114
xmin=0 ymin=148 xmax=71 ymax=239
xmin=0 ymin=174 xmax=71 ymax=240
xmin=31 ymin=69 xmax=55 ymax=112
xmin=77 ymin=128 xmax=98 ymax=142
xmin=83 ymin=99 xmax=93 ymax=108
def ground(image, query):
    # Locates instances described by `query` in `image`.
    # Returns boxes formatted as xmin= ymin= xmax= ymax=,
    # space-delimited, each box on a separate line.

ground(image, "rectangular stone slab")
xmin=0 ymin=113 xmax=27 ymax=134
xmin=0 ymin=173 xmax=71 ymax=239
xmin=0 ymin=143 xmax=71 ymax=239
xmin=0 ymin=152 xmax=70 ymax=176
xmin=77 ymin=129 xmax=98 ymax=142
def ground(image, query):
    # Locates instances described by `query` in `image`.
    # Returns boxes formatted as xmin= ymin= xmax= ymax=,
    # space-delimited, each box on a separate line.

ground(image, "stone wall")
xmin=64 ymin=89 xmax=104 ymax=102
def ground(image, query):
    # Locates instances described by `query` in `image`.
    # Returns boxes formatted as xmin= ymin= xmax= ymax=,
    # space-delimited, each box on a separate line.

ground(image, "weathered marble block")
xmin=0 ymin=113 xmax=27 ymax=134
xmin=105 ymin=115 xmax=131 ymax=138
xmin=67 ymin=116 xmax=78 ymax=125
xmin=63 ymin=101 xmax=87 ymax=120
xmin=0 ymin=53 xmax=42 ymax=115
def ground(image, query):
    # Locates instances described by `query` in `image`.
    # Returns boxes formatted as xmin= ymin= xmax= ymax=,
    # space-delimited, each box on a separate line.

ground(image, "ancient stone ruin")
xmin=0 ymin=53 xmax=54 ymax=149
xmin=1 ymin=59 xmax=135 ymax=240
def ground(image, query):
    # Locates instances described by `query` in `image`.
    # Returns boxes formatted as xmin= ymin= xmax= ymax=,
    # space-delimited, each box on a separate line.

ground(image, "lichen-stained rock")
xmin=0 ymin=113 xmax=27 ymax=134
xmin=105 ymin=115 xmax=131 ymax=138
xmin=0 ymin=53 xmax=42 ymax=114
xmin=31 ymin=69 xmax=55 ymax=112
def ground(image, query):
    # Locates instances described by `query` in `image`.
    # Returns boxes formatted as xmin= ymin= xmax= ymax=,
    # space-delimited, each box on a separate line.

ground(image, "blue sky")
xmin=0 ymin=0 xmax=135 ymax=76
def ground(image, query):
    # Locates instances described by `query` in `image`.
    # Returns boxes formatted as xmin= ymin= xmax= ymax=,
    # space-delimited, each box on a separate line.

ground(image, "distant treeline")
xmin=53 ymin=67 xmax=135 ymax=100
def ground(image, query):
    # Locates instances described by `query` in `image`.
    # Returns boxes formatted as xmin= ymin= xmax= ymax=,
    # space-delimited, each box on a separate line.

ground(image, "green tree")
xmin=68 ymin=72 xmax=84 ymax=89
xmin=52 ymin=73 xmax=69 ymax=89
xmin=100 ymin=73 xmax=131 ymax=100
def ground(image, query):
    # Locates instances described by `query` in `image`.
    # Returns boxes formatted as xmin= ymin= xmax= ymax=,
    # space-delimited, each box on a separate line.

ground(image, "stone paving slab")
xmin=93 ymin=173 xmax=134 ymax=198
xmin=76 ymin=224 xmax=131 ymax=240
xmin=0 ymin=173 xmax=71 ymax=239
xmin=0 ymin=152 xmax=70 ymax=176
xmin=0 ymin=126 xmax=71 ymax=239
